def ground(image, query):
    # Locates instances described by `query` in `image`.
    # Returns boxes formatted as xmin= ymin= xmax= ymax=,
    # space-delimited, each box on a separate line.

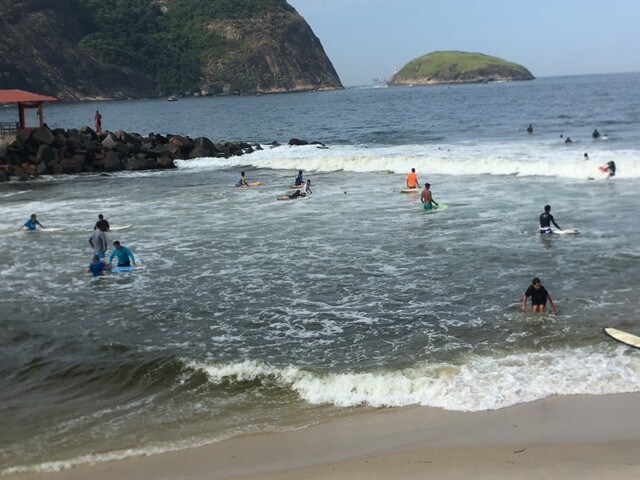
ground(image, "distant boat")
xmin=167 ymin=95 xmax=177 ymax=102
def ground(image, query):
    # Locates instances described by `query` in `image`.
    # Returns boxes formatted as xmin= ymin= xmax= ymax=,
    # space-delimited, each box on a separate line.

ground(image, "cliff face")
xmin=0 ymin=0 xmax=157 ymax=100
xmin=389 ymin=51 xmax=534 ymax=86
xmin=0 ymin=0 xmax=342 ymax=100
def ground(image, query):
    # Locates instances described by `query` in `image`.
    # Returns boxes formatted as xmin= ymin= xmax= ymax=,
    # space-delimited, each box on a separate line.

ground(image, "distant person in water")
xmin=95 ymin=110 xmax=102 ymax=133
xmin=421 ymin=183 xmax=439 ymax=210
xmin=592 ymin=129 xmax=600 ymax=139
xmin=584 ymin=153 xmax=589 ymax=161
xmin=539 ymin=205 xmax=562 ymax=235
xmin=285 ymin=179 xmax=312 ymax=199
xmin=235 ymin=171 xmax=249 ymax=187
xmin=19 ymin=213 xmax=44 ymax=231
xmin=522 ymin=277 xmax=557 ymax=313
xmin=564 ymin=137 xmax=573 ymax=143
xmin=406 ymin=168 xmax=420 ymax=189
xmin=606 ymin=161 xmax=616 ymax=177
xmin=87 ymin=255 xmax=111 ymax=277
xmin=94 ymin=214 xmax=110 ymax=232
xmin=527 ymin=124 xmax=533 ymax=133
xmin=294 ymin=170 xmax=304 ymax=186
xmin=109 ymin=240 xmax=137 ymax=267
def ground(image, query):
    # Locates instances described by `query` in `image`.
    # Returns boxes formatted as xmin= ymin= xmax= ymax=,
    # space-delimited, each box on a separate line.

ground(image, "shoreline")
xmin=7 ymin=393 xmax=640 ymax=480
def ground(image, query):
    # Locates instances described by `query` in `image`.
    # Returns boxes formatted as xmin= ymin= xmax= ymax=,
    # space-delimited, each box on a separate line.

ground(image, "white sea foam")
xmin=174 ymin=143 xmax=640 ymax=179
xmin=188 ymin=347 xmax=640 ymax=412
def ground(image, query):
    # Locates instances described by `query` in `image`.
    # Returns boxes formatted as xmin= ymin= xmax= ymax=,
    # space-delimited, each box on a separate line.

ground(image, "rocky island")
xmin=388 ymin=51 xmax=535 ymax=86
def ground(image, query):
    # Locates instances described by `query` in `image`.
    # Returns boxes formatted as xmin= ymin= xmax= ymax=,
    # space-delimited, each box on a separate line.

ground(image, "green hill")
xmin=0 ymin=0 xmax=343 ymax=100
xmin=389 ymin=51 xmax=534 ymax=86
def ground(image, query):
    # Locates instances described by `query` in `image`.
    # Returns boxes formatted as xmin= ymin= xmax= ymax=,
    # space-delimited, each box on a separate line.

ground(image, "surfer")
xmin=420 ymin=183 xmax=439 ymax=210
xmin=539 ymin=205 xmax=562 ymax=234
xmin=592 ymin=129 xmax=600 ymax=139
xmin=109 ymin=240 xmax=137 ymax=267
xmin=606 ymin=161 xmax=616 ymax=177
xmin=406 ymin=168 xmax=420 ymax=189
xmin=87 ymin=254 xmax=111 ymax=277
xmin=527 ymin=124 xmax=533 ymax=134
xmin=294 ymin=170 xmax=304 ymax=186
xmin=89 ymin=225 xmax=109 ymax=259
xmin=522 ymin=277 xmax=557 ymax=313
xmin=583 ymin=153 xmax=589 ymax=161
xmin=235 ymin=171 xmax=249 ymax=187
xmin=19 ymin=213 xmax=44 ymax=231
xmin=94 ymin=214 xmax=110 ymax=231
xmin=282 ymin=179 xmax=312 ymax=200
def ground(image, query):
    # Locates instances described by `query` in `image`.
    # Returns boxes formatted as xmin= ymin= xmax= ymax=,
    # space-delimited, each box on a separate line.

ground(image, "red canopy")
xmin=0 ymin=89 xmax=59 ymax=105
xmin=0 ymin=89 xmax=59 ymax=131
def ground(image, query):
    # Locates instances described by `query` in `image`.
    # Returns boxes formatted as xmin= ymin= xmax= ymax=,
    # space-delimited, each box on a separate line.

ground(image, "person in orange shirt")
xmin=406 ymin=168 xmax=420 ymax=189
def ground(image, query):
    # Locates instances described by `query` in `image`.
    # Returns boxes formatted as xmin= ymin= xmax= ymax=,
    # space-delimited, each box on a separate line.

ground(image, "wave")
xmin=188 ymin=346 xmax=640 ymax=412
xmin=174 ymin=142 xmax=640 ymax=179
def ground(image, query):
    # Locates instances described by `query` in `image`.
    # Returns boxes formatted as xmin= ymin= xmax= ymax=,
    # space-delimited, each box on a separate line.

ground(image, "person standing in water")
xmin=539 ymin=205 xmax=562 ymax=234
xmin=421 ymin=183 xmax=439 ymax=210
xmin=522 ymin=277 xmax=557 ymax=313
xmin=19 ymin=214 xmax=45 ymax=231
xmin=406 ymin=168 xmax=420 ymax=189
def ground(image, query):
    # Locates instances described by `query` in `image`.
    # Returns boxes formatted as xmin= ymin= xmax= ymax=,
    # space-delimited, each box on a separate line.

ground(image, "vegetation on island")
xmin=389 ymin=51 xmax=535 ymax=86
xmin=77 ymin=0 xmax=298 ymax=96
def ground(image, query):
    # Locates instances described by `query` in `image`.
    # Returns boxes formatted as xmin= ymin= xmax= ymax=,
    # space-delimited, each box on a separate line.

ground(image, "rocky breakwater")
xmin=0 ymin=126 xmax=255 ymax=181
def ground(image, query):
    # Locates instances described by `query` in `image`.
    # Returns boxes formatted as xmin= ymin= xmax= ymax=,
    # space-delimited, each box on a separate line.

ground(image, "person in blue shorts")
xmin=421 ymin=183 xmax=439 ymax=210
xmin=19 ymin=213 xmax=44 ymax=231
xmin=87 ymin=255 xmax=111 ymax=277
xmin=109 ymin=240 xmax=137 ymax=267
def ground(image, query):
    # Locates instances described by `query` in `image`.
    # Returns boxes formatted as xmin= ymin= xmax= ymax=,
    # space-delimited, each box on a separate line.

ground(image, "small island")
xmin=388 ymin=51 xmax=535 ymax=86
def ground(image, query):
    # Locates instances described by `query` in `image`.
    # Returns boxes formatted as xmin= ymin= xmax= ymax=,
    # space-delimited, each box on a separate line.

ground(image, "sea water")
xmin=1 ymin=73 xmax=640 ymax=474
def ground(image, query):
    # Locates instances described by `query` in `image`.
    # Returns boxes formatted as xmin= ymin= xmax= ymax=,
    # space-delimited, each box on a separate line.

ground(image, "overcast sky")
xmin=288 ymin=0 xmax=640 ymax=86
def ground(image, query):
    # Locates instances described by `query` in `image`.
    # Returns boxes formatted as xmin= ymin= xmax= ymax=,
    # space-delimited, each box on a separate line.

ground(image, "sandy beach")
xmin=7 ymin=393 xmax=640 ymax=480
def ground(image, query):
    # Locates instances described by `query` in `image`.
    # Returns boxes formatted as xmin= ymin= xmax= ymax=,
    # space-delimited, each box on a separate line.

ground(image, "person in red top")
xmin=95 ymin=110 xmax=103 ymax=133
xmin=406 ymin=168 xmax=420 ymax=189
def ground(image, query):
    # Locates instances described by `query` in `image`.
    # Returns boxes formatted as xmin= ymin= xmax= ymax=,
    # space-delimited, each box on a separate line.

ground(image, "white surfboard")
xmin=604 ymin=327 xmax=640 ymax=349
xmin=400 ymin=188 xmax=420 ymax=193
xmin=556 ymin=228 xmax=580 ymax=235
xmin=39 ymin=227 xmax=66 ymax=232
xmin=82 ymin=223 xmax=133 ymax=233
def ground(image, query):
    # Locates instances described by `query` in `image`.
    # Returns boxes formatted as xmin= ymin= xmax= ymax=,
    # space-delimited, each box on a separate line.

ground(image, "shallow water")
xmin=1 ymin=73 xmax=640 ymax=474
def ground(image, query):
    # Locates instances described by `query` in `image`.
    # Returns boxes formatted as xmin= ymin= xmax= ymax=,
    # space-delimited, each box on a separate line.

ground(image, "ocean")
xmin=1 ymin=73 xmax=640 ymax=475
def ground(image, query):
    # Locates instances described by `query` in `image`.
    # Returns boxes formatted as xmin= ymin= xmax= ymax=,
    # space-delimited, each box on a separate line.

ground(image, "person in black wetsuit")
xmin=94 ymin=214 xmax=110 ymax=232
xmin=606 ymin=161 xmax=616 ymax=177
xmin=522 ymin=277 xmax=557 ymax=313
xmin=539 ymin=205 xmax=562 ymax=234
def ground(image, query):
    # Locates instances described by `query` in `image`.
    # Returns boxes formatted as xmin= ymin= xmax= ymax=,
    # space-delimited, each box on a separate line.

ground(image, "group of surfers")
xmin=408 ymin=167 xmax=561 ymax=314
xmin=406 ymin=167 xmax=439 ymax=210
xmin=19 ymin=213 xmax=137 ymax=277
xmin=236 ymin=170 xmax=312 ymax=200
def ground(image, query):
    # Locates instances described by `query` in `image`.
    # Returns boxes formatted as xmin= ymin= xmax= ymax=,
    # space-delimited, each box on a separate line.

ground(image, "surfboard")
xmin=401 ymin=188 xmax=420 ymax=193
xmin=39 ymin=227 xmax=66 ymax=232
xmin=111 ymin=265 xmax=143 ymax=273
xmin=423 ymin=203 xmax=448 ymax=211
xmin=277 ymin=193 xmax=312 ymax=201
xmin=555 ymin=228 xmax=579 ymax=235
xmin=82 ymin=224 xmax=133 ymax=233
xmin=236 ymin=181 xmax=262 ymax=188
xmin=604 ymin=327 xmax=640 ymax=349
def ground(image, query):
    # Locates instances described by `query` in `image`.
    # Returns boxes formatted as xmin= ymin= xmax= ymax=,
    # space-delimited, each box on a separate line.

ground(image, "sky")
xmin=288 ymin=0 xmax=640 ymax=86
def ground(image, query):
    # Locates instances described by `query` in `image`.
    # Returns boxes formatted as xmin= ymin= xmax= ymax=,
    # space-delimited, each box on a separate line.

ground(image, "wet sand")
xmin=7 ymin=393 xmax=640 ymax=480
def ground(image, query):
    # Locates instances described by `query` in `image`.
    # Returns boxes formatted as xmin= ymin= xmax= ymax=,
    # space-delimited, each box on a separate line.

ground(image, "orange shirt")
xmin=407 ymin=171 xmax=419 ymax=188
